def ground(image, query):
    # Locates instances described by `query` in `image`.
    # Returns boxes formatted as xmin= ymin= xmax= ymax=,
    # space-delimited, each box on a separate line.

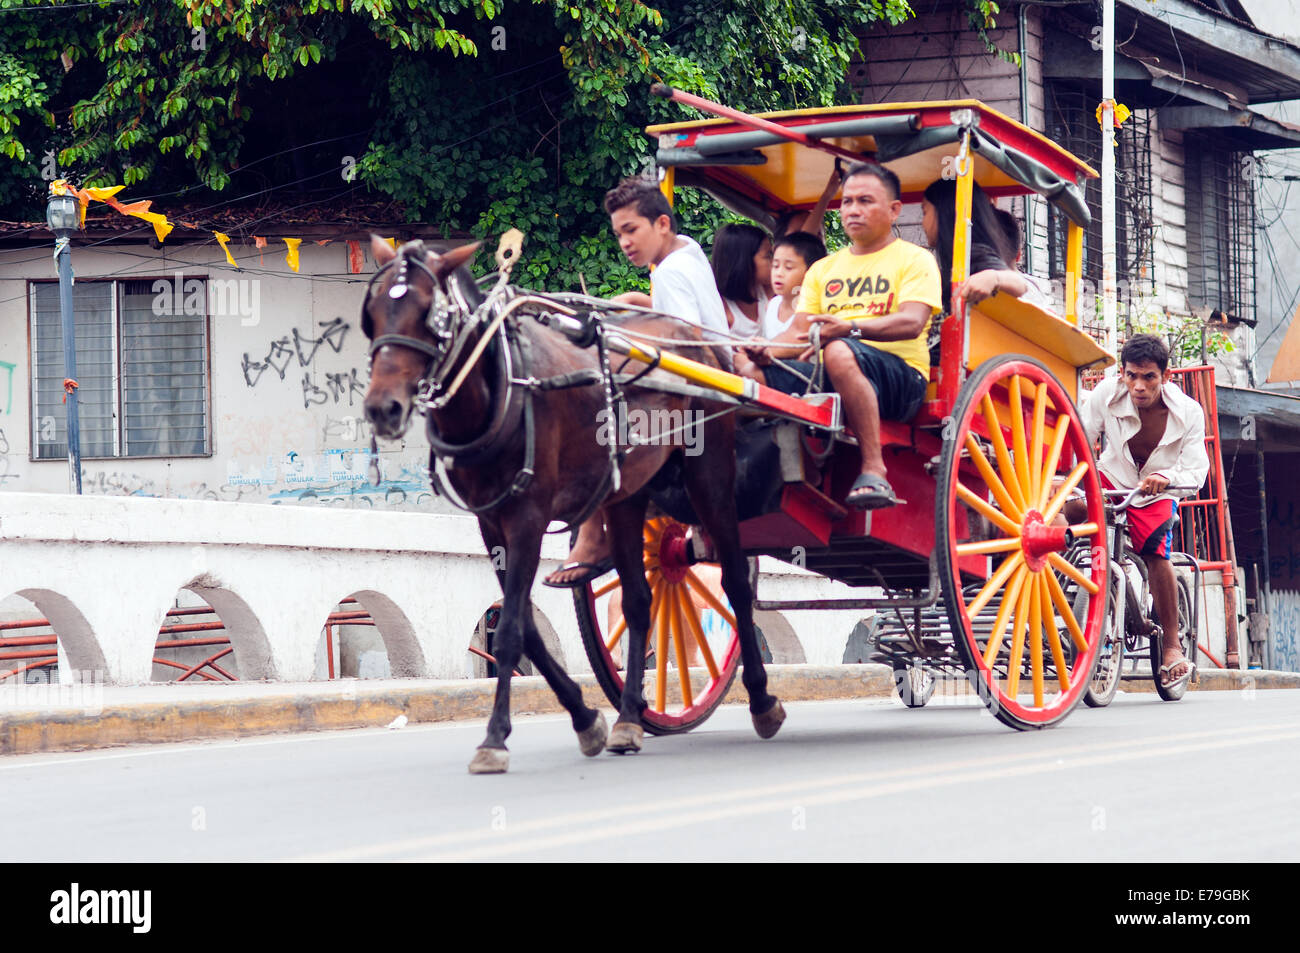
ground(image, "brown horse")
xmin=361 ymin=236 xmax=784 ymax=773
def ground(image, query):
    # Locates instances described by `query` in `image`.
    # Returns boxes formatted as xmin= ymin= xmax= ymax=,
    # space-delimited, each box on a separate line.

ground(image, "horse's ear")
xmin=371 ymin=234 xmax=396 ymax=267
xmin=431 ymin=241 xmax=481 ymax=276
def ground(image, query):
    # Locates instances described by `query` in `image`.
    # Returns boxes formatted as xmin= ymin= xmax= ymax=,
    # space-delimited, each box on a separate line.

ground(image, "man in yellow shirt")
xmin=747 ymin=162 xmax=941 ymax=508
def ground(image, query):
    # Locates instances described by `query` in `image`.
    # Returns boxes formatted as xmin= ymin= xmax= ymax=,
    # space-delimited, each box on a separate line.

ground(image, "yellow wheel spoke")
xmin=1029 ymin=568 xmax=1044 ymax=708
xmin=1042 ymin=462 xmax=1089 ymax=523
xmin=679 ymin=586 xmax=721 ymax=680
xmin=684 ymin=569 xmax=737 ymax=629
xmin=956 ymin=536 xmax=1023 ymax=557
xmin=967 ymin=552 xmax=1024 ymax=618
xmin=956 ymin=482 xmax=1023 ymax=538
xmin=1041 ymin=574 xmax=1071 ymax=694
xmin=1047 ymin=551 xmax=1100 ymax=595
xmin=1005 ymin=571 xmax=1034 ymax=698
xmin=983 ymin=564 xmax=1029 ymax=666
xmin=1070 ymin=522 xmax=1100 ymax=537
xmin=1029 ymin=382 xmax=1048 ymax=506
xmin=593 ymin=577 xmax=622 ymax=599
xmin=1008 ymin=376 xmax=1032 ymax=497
xmin=654 ymin=583 xmax=670 ymax=712
xmin=964 ymin=435 xmax=1023 ymax=521
xmin=1037 ymin=420 xmax=1071 ymax=512
xmin=980 ymin=394 xmax=1026 ymax=513
xmin=668 ymin=586 xmax=694 ymax=709
xmin=1044 ymin=567 xmax=1089 ymax=652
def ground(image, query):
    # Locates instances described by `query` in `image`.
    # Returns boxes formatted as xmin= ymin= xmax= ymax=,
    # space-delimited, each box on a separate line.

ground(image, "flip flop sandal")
xmin=845 ymin=472 xmax=898 ymax=511
xmin=1158 ymin=659 xmax=1195 ymax=692
xmin=542 ymin=557 xmax=615 ymax=589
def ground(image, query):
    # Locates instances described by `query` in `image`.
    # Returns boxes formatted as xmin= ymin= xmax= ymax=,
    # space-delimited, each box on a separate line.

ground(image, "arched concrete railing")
xmin=0 ymin=492 xmax=871 ymax=684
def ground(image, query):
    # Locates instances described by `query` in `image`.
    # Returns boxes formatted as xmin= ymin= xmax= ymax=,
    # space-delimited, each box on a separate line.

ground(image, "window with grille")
xmin=1045 ymin=81 xmax=1155 ymax=339
xmin=29 ymin=279 xmax=211 ymax=460
xmin=1184 ymin=133 xmax=1256 ymax=324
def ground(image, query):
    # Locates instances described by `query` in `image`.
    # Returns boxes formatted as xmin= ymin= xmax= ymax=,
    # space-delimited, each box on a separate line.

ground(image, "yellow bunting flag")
xmin=214 ymin=232 xmax=238 ymax=269
xmin=1095 ymin=100 xmax=1132 ymax=129
xmin=385 ymin=237 xmax=397 ymax=249
xmin=283 ymin=237 xmax=302 ymax=273
xmin=134 ymin=211 xmax=174 ymax=243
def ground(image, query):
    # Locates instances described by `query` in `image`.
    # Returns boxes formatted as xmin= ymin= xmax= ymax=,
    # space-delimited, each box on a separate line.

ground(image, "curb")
xmin=0 ymin=664 xmax=1293 ymax=757
xmin=0 ymin=664 xmax=895 ymax=757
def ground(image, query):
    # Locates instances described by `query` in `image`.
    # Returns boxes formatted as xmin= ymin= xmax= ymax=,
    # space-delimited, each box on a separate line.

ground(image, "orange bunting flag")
xmin=283 ymin=237 xmax=302 ymax=273
xmin=214 ymin=232 xmax=238 ymax=269
xmin=347 ymin=239 xmax=364 ymax=274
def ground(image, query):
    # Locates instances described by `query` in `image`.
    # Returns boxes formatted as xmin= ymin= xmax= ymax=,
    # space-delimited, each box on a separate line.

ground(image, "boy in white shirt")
xmin=545 ymin=178 xmax=728 ymax=587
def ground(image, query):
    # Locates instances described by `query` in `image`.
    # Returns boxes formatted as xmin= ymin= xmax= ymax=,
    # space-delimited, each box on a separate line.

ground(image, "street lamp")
xmin=47 ymin=183 xmax=82 ymax=494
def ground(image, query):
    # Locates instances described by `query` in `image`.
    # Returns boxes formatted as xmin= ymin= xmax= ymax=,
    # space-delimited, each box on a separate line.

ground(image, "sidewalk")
xmin=0 ymin=664 xmax=1294 ymax=756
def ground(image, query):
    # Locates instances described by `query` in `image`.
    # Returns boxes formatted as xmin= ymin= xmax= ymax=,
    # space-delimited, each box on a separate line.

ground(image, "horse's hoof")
xmin=468 ymin=747 xmax=509 ymax=774
xmin=605 ymin=721 xmax=644 ymax=755
xmin=752 ymin=700 xmax=786 ymax=740
xmin=577 ymin=711 xmax=608 ymax=757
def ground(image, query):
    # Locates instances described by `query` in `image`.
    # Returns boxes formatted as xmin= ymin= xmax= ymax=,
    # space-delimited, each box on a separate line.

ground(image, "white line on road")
xmin=292 ymin=721 xmax=1300 ymax=862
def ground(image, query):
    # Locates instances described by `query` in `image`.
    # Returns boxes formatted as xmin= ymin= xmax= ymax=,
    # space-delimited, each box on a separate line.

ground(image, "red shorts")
xmin=1101 ymin=474 xmax=1177 ymax=558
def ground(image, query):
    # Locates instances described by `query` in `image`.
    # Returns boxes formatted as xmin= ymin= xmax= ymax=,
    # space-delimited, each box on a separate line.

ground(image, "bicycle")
xmin=1074 ymin=486 xmax=1200 ymax=707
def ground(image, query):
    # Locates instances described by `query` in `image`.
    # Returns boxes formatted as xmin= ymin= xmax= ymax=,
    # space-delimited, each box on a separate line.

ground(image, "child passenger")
xmin=734 ymin=231 xmax=826 ymax=388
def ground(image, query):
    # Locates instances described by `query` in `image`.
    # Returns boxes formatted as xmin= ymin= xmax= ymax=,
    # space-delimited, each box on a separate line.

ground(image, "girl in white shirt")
xmin=710 ymin=223 xmax=773 ymax=340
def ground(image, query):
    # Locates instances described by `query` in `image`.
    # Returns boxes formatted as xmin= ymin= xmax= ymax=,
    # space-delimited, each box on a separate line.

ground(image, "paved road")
xmin=3 ymin=690 xmax=1297 ymax=862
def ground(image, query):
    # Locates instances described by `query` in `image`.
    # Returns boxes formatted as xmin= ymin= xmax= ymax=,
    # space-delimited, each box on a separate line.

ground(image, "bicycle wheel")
xmin=1083 ymin=562 xmax=1124 ymax=708
xmin=893 ymin=661 xmax=937 ymax=708
xmin=1152 ymin=571 xmax=1198 ymax=702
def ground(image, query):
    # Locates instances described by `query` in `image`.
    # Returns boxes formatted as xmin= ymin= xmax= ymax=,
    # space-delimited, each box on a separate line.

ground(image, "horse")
xmin=361 ymin=235 xmax=785 ymax=773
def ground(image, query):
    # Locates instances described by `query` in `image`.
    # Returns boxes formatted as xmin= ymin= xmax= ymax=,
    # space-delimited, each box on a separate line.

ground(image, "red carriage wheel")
xmin=575 ymin=516 xmax=742 ymax=734
xmin=936 ymin=355 xmax=1109 ymax=730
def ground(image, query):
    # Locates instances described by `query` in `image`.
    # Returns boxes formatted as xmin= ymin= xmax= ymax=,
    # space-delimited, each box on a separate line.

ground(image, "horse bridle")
xmin=364 ymin=245 xmax=490 ymax=411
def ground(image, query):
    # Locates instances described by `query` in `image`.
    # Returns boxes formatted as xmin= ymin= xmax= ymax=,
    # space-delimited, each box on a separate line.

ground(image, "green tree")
xmin=0 ymin=0 xmax=914 ymax=291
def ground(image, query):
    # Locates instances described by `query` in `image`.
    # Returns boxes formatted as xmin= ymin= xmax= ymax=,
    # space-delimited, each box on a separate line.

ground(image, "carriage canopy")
xmin=646 ymin=99 xmax=1098 ymax=228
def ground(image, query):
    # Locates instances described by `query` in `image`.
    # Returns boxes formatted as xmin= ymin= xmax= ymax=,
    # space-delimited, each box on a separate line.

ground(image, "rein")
xmin=364 ymin=239 xmax=620 ymax=526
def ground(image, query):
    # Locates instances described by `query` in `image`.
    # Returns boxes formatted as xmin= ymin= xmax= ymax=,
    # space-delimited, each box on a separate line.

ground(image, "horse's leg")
xmin=468 ymin=518 xmax=550 ymax=774
xmin=683 ymin=419 xmax=785 ymax=739
xmin=518 ymin=595 xmax=608 ymax=757
xmin=603 ymin=497 xmax=653 ymax=754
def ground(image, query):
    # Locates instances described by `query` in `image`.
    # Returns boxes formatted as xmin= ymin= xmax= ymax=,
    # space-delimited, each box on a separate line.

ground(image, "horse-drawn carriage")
xmin=362 ymin=91 xmax=1117 ymax=771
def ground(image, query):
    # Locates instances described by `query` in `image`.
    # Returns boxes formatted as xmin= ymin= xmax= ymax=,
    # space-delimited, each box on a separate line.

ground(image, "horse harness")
xmin=363 ymin=247 xmax=622 ymax=527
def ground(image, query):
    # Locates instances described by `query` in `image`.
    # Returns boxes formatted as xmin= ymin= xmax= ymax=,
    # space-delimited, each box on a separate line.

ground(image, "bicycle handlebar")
xmin=1104 ymin=485 xmax=1198 ymax=513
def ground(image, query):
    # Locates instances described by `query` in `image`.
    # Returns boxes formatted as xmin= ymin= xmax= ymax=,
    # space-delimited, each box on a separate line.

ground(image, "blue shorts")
xmin=761 ymin=340 xmax=927 ymax=422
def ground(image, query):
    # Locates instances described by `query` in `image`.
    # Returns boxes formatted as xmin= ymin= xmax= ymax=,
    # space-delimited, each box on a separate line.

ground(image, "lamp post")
xmin=46 ymin=183 xmax=82 ymax=494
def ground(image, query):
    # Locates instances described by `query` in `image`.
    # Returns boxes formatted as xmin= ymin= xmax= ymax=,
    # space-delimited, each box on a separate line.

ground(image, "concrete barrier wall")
xmin=0 ymin=492 xmax=869 ymax=684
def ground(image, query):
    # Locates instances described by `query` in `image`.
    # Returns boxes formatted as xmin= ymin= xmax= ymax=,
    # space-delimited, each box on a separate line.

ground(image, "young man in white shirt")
xmin=1075 ymin=334 xmax=1210 ymax=691
xmin=544 ymin=178 xmax=727 ymax=587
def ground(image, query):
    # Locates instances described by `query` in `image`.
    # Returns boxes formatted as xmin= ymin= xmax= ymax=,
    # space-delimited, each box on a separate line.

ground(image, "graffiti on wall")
xmin=0 ymin=359 xmax=14 ymax=415
xmin=241 ymin=318 xmax=350 ymax=387
xmin=1269 ymin=589 xmax=1300 ymax=674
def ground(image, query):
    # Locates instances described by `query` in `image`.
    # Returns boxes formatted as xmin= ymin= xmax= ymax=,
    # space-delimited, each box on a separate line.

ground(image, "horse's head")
xmin=362 ymin=234 xmax=482 ymax=438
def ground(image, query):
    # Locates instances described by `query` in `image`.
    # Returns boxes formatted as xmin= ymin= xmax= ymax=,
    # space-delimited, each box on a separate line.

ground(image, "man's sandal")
xmin=845 ymin=472 xmax=898 ymax=510
xmin=1158 ymin=658 xmax=1195 ymax=692
xmin=542 ymin=558 xmax=615 ymax=589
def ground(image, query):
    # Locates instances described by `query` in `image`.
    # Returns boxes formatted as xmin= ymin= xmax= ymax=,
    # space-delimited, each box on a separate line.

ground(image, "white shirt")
xmin=651 ymin=236 xmax=729 ymax=341
xmin=725 ymin=298 xmax=763 ymax=339
xmin=1078 ymin=376 xmax=1210 ymax=502
xmin=761 ymin=295 xmax=796 ymax=339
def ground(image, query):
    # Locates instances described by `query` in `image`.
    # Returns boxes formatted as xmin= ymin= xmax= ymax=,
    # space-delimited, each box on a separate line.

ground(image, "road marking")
xmin=293 ymin=721 xmax=1300 ymax=862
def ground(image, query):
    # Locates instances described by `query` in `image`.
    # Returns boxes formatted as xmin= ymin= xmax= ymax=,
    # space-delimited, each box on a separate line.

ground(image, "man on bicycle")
xmin=1077 ymin=334 xmax=1209 ymax=692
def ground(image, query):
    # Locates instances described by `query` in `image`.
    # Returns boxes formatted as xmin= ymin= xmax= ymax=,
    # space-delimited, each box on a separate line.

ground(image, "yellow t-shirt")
xmin=795 ymin=238 xmax=942 ymax=378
